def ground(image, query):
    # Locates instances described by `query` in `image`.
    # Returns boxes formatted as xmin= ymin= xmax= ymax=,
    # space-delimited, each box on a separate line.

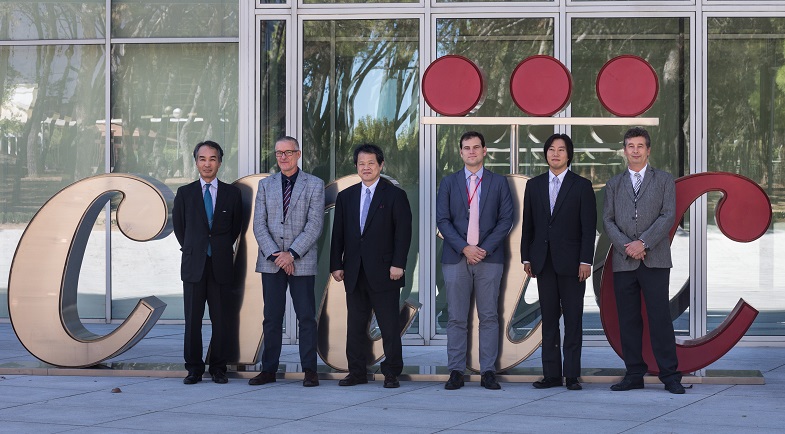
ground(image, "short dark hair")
xmin=459 ymin=131 xmax=485 ymax=149
xmin=623 ymin=127 xmax=651 ymax=148
xmin=276 ymin=135 xmax=300 ymax=150
xmin=543 ymin=133 xmax=574 ymax=166
xmin=353 ymin=143 xmax=384 ymax=165
xmin=192 ymin=140 xmax=224 ymax=162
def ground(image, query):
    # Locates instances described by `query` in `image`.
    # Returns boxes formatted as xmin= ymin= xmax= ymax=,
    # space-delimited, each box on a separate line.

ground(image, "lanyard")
xmin=466 ymin=176 xmax=482 ymax=206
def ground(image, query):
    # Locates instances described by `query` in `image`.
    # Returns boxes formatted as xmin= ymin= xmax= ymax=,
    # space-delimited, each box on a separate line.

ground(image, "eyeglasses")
xmin=275 ymin=150 xmax=299 ymax=158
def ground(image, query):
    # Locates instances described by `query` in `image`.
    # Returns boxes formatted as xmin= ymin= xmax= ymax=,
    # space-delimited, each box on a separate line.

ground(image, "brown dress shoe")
xmin=248 ymin=371 xmax=276 ymax=386
xmin=303 ymin=370 xmax=320 ymax=387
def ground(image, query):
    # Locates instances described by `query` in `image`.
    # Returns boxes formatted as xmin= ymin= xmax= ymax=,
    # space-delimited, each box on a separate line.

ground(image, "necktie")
xmin=550 ymin=176 xmax=560 ymax=214
xmin=360 ymin=187 xmax=371 ymax=234
xmin=204 ymin=184 xmax=213 ymax=256
xmin=633 ymin=172 xmax=642 ymax=198
xmin=283 ymin=178 xmax=292 ymax=219
xmin=467 ymin=174 xmax=480 ymax=246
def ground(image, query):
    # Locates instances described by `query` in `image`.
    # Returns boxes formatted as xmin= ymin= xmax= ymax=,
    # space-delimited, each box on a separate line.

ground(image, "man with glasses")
xmin=249 ymin=136 xmax=325 ymax=387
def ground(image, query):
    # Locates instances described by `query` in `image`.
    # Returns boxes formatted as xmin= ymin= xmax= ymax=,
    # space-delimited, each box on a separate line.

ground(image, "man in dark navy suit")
xmin=521 ymin=133 xmax=596 ymax=391
xmin=330 ymin=143 xmax=412 ymax=389
xmin=173 ymin=140 xmax=243 ymax=385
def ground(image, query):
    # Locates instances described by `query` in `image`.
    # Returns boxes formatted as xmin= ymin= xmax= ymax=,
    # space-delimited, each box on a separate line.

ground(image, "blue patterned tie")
xmin=204 ymin=184 xmax=213 ymax=256
xmin=360 ymin=187 xmax=371 ymax=234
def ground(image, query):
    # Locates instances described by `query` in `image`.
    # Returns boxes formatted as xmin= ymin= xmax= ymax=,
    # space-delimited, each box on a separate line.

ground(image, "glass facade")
xmin=2 ymin=1 xmax=784 ymax=350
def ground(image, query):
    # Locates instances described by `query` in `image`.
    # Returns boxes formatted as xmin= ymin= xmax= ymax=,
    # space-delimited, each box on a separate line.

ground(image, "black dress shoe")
xmin=383 ymin=374 xmax=400 ymax=388
xmin=610 ymin=378 xmax=644 ymax=391
xmin=211 ymin=371 xmax=228 ymax=384
xmin=444 ymin=370 xmax=464 ymax=390
xmin=532 ymin=377 xmax=563 ymax=389
xmin=481 ymin=371 xmax=501 ymax=390
xmin=565 ymin=377 xmax=582 ymax=390
xmin=303 ymin=370 xmax=319 ymax=387
xmin=665 ymin=381 xmax=686 ymax=394
xmin=248 ymin=371 xmax=276 ymax=386
xmin=338 ymin=373 xmax=368 ymax=386
xmin=183 ymin=373 xmax=202 ymax=385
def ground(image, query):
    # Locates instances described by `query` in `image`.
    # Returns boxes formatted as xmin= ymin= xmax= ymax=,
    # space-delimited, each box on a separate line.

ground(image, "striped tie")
xmin=550 ymin=176 xmax=560 ymax=214
xmin=633 ymin=172 xmax=642 ymax=198
xmin=283 ymin=178 xmax=292 ymax=219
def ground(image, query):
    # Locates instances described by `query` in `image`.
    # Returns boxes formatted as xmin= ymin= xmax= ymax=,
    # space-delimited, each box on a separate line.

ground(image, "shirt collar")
xmin=200 ymin=178 xmax=216 ymax=189
xmin=464 ymin=166 xmax=484 ymax=180
xmin=362 ymin=178 xmax=381 ymax=194
xmin=548 ymin=169 xmax=568 ymax=183
xmin=628 ymin=165 xmax=648 ymax=178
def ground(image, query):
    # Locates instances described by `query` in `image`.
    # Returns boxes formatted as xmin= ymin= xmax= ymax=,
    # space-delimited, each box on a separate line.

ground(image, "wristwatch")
xmin=640 ymin=239 xmax=649 ymax=250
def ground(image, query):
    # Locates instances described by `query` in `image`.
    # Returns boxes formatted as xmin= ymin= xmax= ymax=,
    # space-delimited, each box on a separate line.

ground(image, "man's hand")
xmin=624 ymin=240 xmax=647 ymax=260
xmin=462 ymin=245 xmax=487 ymax=265
xmin=578 ymin=264 xmax=591 ymax=282
xmin=273 ymin=251 xmax=294 ymax=268
xmin=523 ymin=262 xmax=535 ymax=278
xmin=331 ymin=270 xmax=344 ymax=282
xmin=390 ymin=266 xmax=404 ymax=280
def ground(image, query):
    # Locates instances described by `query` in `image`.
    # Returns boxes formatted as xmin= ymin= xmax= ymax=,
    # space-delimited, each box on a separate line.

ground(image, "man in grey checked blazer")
xmin=603 ymin=127 xmax=685 ymax=395
xmin=249 ymin=136 xmax=325 ymax=387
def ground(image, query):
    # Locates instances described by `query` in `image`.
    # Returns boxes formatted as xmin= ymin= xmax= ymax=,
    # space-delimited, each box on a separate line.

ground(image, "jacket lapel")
xmin=195 ymin=181 xmax=210 ymax=227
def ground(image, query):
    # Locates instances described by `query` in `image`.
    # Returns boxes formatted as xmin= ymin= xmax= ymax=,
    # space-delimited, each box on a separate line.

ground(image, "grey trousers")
xmin=442 ymin=259 xmax=503 ymax=373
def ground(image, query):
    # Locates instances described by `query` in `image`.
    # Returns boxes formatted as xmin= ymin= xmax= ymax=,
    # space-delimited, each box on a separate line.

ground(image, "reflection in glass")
xmin=259 ymin=21 xmax=287 ymax=173
xmin=707 ymin=18 xmax=785 ymax=335
xmin=434 ymin=18 xmax=554 ymax=337
xmin=0 ymin=44 xmax=106 ymax=318
xmin=303 ymin=19 xmax=420 ymax=334
xmin=0 ymin=1 xmax=105 ymax=40
xmin=110 ymin=43 xmax=238 ymax=320
xmin=111 ymin=1 xmax=238 ymax=38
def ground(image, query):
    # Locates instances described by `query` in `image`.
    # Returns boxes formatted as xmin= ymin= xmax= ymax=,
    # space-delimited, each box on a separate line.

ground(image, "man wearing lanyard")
xmin=436 ymin=131 xmax=514 ymax=390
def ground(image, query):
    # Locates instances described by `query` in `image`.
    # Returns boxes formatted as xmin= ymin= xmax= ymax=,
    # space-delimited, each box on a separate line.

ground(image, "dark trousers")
xmin=183 ymin=258 xmax=228 ymax=375
xmin=537 ymin=251 xmax=585 ymax=378
xmin=614 ymin=264 xmax=681 ymax=384
xmin=261 ymin=270 xmax=318 ymax=373
xmin=345 ymin=265 xmax=403 ymax=377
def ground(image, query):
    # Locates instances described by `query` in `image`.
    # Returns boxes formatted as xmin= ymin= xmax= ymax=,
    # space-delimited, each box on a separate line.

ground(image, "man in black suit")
xmin=330 ymin=143 xmax=412 ymax=389
xmin=172 ymin=140 xmax=243 ymax=385
xmin=521 ymin=133 xmax=596 ymax=391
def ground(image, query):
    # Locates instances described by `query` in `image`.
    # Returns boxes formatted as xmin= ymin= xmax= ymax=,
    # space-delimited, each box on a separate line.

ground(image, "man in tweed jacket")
xmin=249 ymin=136 xmax=325 ymax=387
xmin=603 ymin=127 xmax=685 ymax=395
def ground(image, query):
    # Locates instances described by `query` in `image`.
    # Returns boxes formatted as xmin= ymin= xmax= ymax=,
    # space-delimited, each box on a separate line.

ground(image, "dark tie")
xmin=360 ymin=187 xmax=371 ymax=234
xmin=633 ymin=172 xmax=642 ymax=198
xmin=204 ymin=184 xmax=213 ymax=256
xmin=283 ymin=178 xmax=292 ymax=219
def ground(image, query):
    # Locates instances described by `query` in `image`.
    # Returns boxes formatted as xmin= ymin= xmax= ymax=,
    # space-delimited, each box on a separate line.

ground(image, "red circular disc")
xmin=510 ymin=55 xmax=572 ymax=117
xmin=422 ymin=55 xmax=485 ymax=116
xmin=596 ymin=55 xmax=659 ymax=117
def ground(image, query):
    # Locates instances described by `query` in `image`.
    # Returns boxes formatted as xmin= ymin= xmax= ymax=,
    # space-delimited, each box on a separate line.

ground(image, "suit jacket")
xmin=436 ymin=167 xmax=513 ymax=264
xmin=521 ymin=170 xmax=597 ymax=276
xmin=172 ymin=179 xmax=243 ymax=284
xmin=603 ymin=166 xmax=675 ymax=272
xmin=253 ymin=170 xmax=325 ymax=276
xmin=330 ymin=178 xmax=412 ymax=294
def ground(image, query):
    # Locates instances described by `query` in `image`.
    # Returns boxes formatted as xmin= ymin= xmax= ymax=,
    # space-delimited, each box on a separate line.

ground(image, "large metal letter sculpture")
xmin=317 ymin=175 xmax=420 ymax=372
xmin=228 ymin=174 xmax=269 ymax=364
xmin=8 ymin=174 xmax=172 ymax=368
xmin=600 ymin=172 xmax=769 ymax=374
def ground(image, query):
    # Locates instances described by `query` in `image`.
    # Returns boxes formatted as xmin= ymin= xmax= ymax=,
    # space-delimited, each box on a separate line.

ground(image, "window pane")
xmin=303 ymin=19 xmax=421 ymax=333
xmin=434 ymin=18 xmax=554 ymax=337
xmin=259 ymin=20 xmax=286 ymax=173
xmin=0 ymin=44 xmax=106 ymax=318
xmin=111 ymin=0 xmax=239 ymax=38
xmin=110 ymin=42 xmax=239 ymax=320
xmin=572 ymin=17 xmax=691 ymax=336
xmin=0 ymin=1 xmax=105 ymax=40
xmin=707 ymin=17 xmax=785 ymax=336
